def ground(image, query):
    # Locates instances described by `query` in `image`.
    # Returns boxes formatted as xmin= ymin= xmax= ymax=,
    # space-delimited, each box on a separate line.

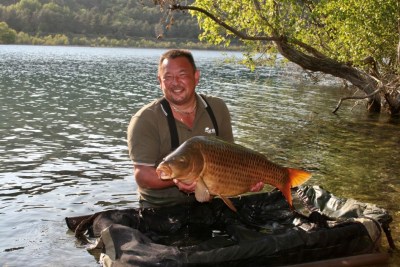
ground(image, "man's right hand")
xmin=134 ymin=164 xmax=175 ymax=189
xmin=174 ymin=179 xmax=197 ymax=194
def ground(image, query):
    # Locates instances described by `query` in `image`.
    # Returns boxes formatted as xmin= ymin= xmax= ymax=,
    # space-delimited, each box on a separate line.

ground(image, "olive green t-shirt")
xmin=127 ymin=94 xmax=234 ymax=207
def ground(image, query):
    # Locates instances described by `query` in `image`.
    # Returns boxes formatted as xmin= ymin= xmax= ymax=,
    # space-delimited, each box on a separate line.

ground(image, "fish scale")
xmin=157 ymin=136 xmax=312 ymax=212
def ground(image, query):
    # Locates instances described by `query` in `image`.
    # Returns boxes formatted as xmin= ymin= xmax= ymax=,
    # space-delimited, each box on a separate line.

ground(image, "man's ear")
xmin=194 ymin=70 xmax=200 ymax=86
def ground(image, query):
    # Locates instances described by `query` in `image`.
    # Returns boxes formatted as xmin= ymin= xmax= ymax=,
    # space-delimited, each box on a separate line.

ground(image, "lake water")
xmin=0 ymin=45 xmax=399 ymax=266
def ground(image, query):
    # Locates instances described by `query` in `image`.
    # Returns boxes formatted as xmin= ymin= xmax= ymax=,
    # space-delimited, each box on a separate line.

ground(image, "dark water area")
xmin=0 ymin=45 xmax=399 ymax=266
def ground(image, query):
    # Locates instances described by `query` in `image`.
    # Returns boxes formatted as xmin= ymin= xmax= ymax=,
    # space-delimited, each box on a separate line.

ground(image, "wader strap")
xmin=199 ymin=94 xmax=219 ymax=137
xmin=160 ymin=95 xmax=219 ymax=150
xmin=160 ymin=98 xmax=179 ymax=150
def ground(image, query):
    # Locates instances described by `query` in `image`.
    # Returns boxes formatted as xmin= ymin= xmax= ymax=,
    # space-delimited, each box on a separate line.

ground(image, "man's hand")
xmin=250 ymin=181 xmax=264 ymax=192
xmin=174 ymin=179 xmax=197 ymax=194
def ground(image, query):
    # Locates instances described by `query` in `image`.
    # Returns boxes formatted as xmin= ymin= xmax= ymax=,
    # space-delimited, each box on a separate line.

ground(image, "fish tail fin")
xmin=287 ymin=168 xmax=312 ymax=188
xmin=279 ymin=183 xmax=294 ymax=210
xmin=280 ymin=168 xmax=312 ymax=210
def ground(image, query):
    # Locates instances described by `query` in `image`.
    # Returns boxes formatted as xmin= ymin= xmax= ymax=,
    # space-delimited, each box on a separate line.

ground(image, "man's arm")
xmin=133 ymin=164 xmax=197 ymax=193
xmin=134 ymin=164 xmax=173 ymax=189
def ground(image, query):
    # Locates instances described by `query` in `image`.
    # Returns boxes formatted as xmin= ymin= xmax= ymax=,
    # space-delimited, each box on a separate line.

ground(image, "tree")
xmin=0 ymin=1 xmax=201 ymax=41
xmin=0 ymin=21 xmax=17 ymax=44
xmin=16 ymin=0 xmax=42 ymax=31
xmin=154 ymin=0 xmax=400 ymax=115
xmin=37 ymin=3 xmax=74 ymax=33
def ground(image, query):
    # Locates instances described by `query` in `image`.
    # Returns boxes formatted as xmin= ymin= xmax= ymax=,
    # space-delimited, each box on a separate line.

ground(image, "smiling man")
xmin=127 ymin=49 xmax=260 ymax=208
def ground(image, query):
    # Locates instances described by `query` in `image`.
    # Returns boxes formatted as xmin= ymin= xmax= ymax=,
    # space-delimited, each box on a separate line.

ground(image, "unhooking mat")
xmin=66 ymin=185 xmax=394 ymax=267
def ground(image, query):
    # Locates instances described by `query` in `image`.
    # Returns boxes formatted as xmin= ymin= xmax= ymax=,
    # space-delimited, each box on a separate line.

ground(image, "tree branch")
xmin=332 ymin=88 xmax=381 ymax=114
xmin=169 ymin=4 xmax=281 ymax=42
xmin=168 ymin=3 xmax=383 ymax=113
xmin=252 ymin=0 xmax=278 ymax=36
xmin=290 ymin=39 xmax=328 ymax=59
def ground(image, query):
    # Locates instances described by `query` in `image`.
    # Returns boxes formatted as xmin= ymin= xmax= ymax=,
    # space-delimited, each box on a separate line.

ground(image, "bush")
xmin=0 ymin=21 xmax=17 ymax=44
xmin=16 ymin=31 xmax=32 ymax=44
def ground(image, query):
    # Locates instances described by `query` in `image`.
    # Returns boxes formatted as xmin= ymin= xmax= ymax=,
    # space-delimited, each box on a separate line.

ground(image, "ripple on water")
xmin=0 ymin=46 xmax=399 ymax=266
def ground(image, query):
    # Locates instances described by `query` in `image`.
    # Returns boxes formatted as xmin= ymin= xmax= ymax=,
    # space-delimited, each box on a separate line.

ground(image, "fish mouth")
xmin=156 ymin=165 xmax=173 ymax=180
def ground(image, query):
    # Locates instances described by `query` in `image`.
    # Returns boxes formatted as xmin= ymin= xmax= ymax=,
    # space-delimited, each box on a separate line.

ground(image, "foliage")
xmin=11 ymin=30 xmax=223 ymax=50
xmin=158 ymin=0 xmax=400 ymax=114
xmin=0 ymin=21 xmax=17 ymax=44
xmin=0 ymin=0 xmax=200 ymax=40
xmin=298 ymin=0 xmax=397 ymax=69
xmin=191 ymin=0 xmax=398 ymax=71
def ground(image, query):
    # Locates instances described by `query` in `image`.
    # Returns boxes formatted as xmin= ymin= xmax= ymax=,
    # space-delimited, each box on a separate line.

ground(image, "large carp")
xmin=156 ymin=136 xmax=311 ymax=212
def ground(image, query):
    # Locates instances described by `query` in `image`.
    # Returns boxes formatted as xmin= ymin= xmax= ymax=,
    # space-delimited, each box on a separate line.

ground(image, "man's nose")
xmin=171 ymin=76 xmax=179 ymax=85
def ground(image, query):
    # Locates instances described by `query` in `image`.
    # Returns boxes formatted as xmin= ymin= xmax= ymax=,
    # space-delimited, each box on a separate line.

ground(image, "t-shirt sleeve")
xmin=127 ymin=110 xmax=160 ymax=166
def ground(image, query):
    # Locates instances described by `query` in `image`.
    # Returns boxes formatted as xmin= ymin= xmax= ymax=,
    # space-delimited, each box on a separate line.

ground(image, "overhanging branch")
xmin=168 ymin=2 xmax=384 ymax=113
xmin=169 ymin=4 xmax=281 ymax=42
xmin=332 ymin=88 xmax=381 ymax=114
xmin=170 ymin=4 xmax=327 ymax=59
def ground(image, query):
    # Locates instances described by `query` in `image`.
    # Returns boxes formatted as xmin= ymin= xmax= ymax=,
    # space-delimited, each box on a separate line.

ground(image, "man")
xmin=127 ymin=49 xmax=261 ymax=208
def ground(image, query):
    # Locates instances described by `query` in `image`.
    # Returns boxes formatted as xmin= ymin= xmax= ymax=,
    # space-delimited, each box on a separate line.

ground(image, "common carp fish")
xmin=156 ymin=136 xmax=311 ymax=212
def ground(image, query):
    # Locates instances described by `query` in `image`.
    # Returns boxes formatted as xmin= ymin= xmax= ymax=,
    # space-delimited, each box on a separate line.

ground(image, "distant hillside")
xmin=0 ymin=0 xmax=201 ymax=41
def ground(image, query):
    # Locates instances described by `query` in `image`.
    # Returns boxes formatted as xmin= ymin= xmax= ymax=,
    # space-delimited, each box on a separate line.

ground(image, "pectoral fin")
xmin=219 ymin=196 xmax=237 ymax=212
xmin=194 ymin=178 xmax=211 ymax=203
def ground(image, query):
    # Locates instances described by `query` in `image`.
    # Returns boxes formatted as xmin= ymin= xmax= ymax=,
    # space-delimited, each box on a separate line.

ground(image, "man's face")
xmin=158 ymin=57 xmax=200 ymax=105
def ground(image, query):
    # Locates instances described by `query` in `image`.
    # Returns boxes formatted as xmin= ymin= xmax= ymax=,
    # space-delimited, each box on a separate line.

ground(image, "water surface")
xmin=0 ymin=45 xmax=399 ymax=266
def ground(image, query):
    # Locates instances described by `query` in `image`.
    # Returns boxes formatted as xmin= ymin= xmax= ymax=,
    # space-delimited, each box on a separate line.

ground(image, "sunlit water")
xmin=0 ymin=45 xmax=399 ymax=266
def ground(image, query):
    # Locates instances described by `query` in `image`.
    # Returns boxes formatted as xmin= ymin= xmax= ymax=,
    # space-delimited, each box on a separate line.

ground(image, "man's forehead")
xmin=160 ymin=57 xmax=194 ymax=72
xmin=161 ymin=56 xmax=190 ymax=65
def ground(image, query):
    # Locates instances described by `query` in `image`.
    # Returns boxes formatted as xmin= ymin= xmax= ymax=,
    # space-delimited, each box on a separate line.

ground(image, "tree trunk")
xmin=275 ymin=39 xmax=382 ymax=112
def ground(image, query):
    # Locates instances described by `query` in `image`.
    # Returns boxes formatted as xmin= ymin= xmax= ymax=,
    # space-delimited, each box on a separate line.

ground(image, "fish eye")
xmin=177 ymin=156 xmax=186 ymax=163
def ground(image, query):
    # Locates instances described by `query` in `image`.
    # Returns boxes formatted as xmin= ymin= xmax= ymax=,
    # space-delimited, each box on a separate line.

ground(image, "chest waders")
xmin=160 ymin=95 xmax=219 ymax=150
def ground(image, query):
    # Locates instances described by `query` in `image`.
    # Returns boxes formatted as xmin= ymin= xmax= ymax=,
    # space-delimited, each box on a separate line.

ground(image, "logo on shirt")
xmin=204 ymin=127 xmax=216 ymax=134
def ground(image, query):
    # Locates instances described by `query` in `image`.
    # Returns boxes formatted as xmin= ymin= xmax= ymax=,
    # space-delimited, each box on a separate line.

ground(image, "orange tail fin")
xmin=287 ymin=168 xmax=312 ymax=188
xmin=271 ymin=168 xmax=312 ymax=210
xmin=278 ymin=168 xmax=312 ymax=210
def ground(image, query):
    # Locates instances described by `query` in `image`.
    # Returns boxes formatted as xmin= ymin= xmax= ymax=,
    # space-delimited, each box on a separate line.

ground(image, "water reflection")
xmin=0 ymin=45 xmax=398 ymax=266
